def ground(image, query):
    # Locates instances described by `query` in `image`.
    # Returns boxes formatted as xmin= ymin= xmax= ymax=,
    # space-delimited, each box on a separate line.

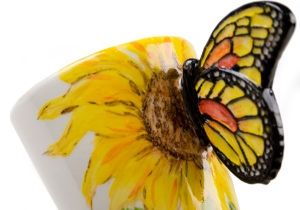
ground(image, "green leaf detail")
xmin=228 ymin=200 xmax=237 ymax=210
xmin=122 ymin=207 xmax=144 ymax=210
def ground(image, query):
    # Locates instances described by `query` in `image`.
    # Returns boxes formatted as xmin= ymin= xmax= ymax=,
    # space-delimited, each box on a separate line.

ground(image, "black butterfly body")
xmin=181 ymin=1 xmax=295 ymax=184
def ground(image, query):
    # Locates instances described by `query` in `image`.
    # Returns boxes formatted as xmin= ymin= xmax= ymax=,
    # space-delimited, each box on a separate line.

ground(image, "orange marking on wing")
xmin=101 ymin=141 xmax=133 ymax=164
xmin=217 ymin=54 xmax=240 ymax=69
xmin=130 ymin=41 xmax=147 ymax=53
xmin=128 ymin=168 xmax=150 ymax=199
xmin=199 ymin=99 xmax=237 ymax=132
xmin=205 ymin=39 xmax=231 ymax=68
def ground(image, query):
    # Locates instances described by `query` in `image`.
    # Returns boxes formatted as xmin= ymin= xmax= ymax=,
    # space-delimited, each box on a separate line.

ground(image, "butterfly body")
xmin=181 ymin=1 xmax=295 ymax=184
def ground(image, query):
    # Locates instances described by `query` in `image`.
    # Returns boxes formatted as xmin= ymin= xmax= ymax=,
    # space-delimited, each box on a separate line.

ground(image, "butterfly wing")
xmin=199 ymin=1 xmax=295 ymax=88
xmin=183 ymin=66 xmax=284 ymax=184
xmin=181 ymin=2 xmax=295 ymax=184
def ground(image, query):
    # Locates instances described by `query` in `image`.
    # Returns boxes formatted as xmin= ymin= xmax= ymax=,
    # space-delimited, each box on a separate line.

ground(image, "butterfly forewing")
xmin=199 ymin=1 xmax=295 ymax=88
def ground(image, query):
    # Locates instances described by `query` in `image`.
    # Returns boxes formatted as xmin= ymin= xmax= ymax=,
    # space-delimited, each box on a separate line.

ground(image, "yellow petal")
xmin=45 ymin=115 xmax=86 ymax=157
xmin=144 ymin=158 xmax=181 ymax=210
xmin=58 ymin=37 xmax=196 ymax=86
xmin=208 ymin=152 xmax=239 ymax=210
xmin=45 ymin=104 xmax=144 ymax=156
xmin=38 ymin=71 xmax=142 ymax=120
xmin=82 ymin=136 xmax=150 ymax=206
xmin=180 ymin=161 xmax=204 ymax=210
xmin=109 ymin=149 xmax=161 ymax=210
xmin=59 ymin=49 xmax=147 ymax=88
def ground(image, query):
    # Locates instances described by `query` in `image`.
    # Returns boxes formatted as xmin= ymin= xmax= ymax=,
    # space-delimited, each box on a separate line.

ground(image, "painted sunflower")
xmin=38 ymin=37 xmax=238 ymax=210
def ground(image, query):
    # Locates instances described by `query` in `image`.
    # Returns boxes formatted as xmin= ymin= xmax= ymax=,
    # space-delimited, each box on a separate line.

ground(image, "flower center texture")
xmin=142 ymin=69 xmax=205 ymax=162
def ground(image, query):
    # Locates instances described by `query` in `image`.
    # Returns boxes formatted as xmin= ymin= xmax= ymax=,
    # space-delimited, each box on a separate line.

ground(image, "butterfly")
xmin=181 ymin=1 xmax=295 ymax=184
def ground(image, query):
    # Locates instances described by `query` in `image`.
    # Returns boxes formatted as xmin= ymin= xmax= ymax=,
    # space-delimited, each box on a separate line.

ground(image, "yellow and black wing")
xmin=193 ymin=68 xmax=283 ymax=184
xmin=181 ymin=2 xmax=295 ymax=184
xmin=199 ymin=1 xmax=295 ymax=88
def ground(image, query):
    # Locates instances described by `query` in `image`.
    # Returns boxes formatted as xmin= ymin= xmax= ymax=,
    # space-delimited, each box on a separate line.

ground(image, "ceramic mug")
xmin=11 ymin=1 xmax=295 ymax=210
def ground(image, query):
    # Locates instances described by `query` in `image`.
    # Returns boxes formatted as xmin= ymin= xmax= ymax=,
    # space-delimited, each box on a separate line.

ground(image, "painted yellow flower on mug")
xmin=38 ymin=37 xmax=239 ymax=210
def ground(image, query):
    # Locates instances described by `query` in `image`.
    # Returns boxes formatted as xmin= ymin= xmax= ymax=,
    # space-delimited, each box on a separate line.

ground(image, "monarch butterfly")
xmin=181 ymin=1 xmax=295 ymax=184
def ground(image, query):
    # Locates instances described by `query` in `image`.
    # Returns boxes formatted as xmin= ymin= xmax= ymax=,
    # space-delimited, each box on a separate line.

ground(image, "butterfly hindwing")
xmin=196 ymin=68 xmax=283 ymax=184
xmin=181 ymin=2 xmax=295 ymax=184
xmin=199 ymin=1 xmax=295 ymax=88
xmin=182 ymin=64 xmax=284 ymax=184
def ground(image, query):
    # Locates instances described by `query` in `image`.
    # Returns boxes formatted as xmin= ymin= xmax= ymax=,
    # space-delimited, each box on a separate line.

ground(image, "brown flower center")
xmin=142 ymin=69 xmax=205 ymax=162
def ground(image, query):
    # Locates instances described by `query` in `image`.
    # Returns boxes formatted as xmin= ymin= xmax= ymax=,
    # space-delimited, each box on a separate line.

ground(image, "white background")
xmin=1 ymin=0 xmax=300 ymax=209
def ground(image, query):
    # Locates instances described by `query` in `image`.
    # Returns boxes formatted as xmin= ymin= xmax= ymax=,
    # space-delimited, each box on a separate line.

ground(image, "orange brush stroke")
xmin=170 ymin=179 xmax=178 ymax=208
xmin=147 ymin=51 xmax=160 ymax=64
xmin=130 ymin=41 xmax=147 ymax=53
xmin=205 ymin=39 xmax=231 ymax=68
xmin=102 ymin=96 xmax=119 ymax=101
xmin=88 ymin=74 xmax=112 ymax=80
xmin=128 ymin=168 xmax=150 ymax=199
xmin=163 ymin=39 xmax=172 ymax=61
xmin=199 ymin=99 xmax=237 ymax=132
xmin=125 ymin=125 xmax=139 ymax=130
xmin=101 ymin=141 xmax=133 ymax=164
xmin=106 ymin=126 xmax=133 ymax=133
xmin=82 ymin=60 xmax=99 ymax=67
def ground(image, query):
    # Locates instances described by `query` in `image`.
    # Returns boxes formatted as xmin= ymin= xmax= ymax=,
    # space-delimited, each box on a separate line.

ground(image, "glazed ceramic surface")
xmin=11 ymin=1 xmax=295 ymax=210
xmin=11 ymin=36 xmax=239 ymax=210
